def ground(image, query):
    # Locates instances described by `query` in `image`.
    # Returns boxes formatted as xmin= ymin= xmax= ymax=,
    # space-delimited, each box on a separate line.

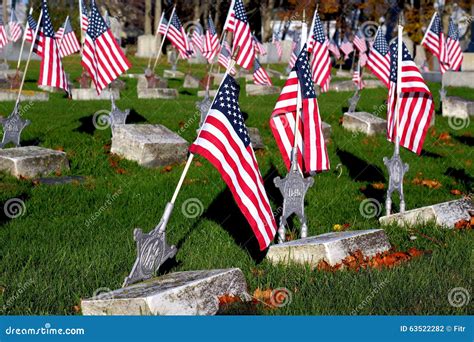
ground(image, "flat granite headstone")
xmin=442 ymin=71 xmax=474 ymax=89
xmin=197 ymin=90 xmax=218 ymax=97
xmin=442 ymin=96 xmax=474 ymax=119
xmin=421 ymin=71 xmax=442 ymax=83
xmin=183 ymin=74 xmax=200 ymax=89
xmin=248 ymin=127 xmax=265 ymax=149
xmin=461 ymin=52 xmax=474 ymax=71
xmin=111 ymin=124 xmax=188 ymax=168
xmin=245 ymin=84 xmax=281 ymax=96
xmin=137 ymin=75 xmax=168 ymax=90
xmin=329 ymin=79 xmax=384 ymax=92
xmin=71 ymin=88 xmax=120 ymax=100
xmin=81 ymin=268 xmax=250 ymax=316
xmin=343 ymin=112 xmax=387 ymax=136
xmin=163 ymin=70 xmax=185 ymax=79
xmin=137 ymin=88 xmax=178 ymax=99
xmin=0 ymin=146 xmax=69 ymax=179
xmin=379 ymin=198 xmax=473 ymax=228
xmin=266 ymin=229 xmax=391 ymax=268
xmin=0 ymin=90 xmax=49 ymax=102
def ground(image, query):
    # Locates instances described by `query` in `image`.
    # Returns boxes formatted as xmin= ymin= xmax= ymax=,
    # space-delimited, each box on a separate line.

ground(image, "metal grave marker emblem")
xmin=0 ymin=104 xmax=31 ymax=148
xmin=383 ymin=151 xmax=409 ymax=215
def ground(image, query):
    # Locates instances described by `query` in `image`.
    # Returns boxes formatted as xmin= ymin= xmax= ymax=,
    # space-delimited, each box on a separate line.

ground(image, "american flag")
xmin=222 ymin=0 xmax=236 ymax=32
xmin=57 ymin=19 xmax=81 ymax=57
xmin=230 ymin=0 xmax=255 ymax=70
xmin=191 ymin=25 xmax=204 ymax=54
xmin=80 ymin=0 xmax=89 ymax=32
xmin=289 ymin=39 xmax=300 ymax=69
xmin=37 ymin=0 xmax=68 ymax=93
xmin=82 ymin=0 xmax=131 ymax=94
xmin=328 ymin=39 xmax=340 ymax=60
xmin=189 ymin=74 xmax=277 ymax=250
xmin=422 ymin=12 xmax=448 ymax=73
xmin=253 ymin=35 xmax=267 ymax=56
xmin=271 ymin=45 xmax=330 ymax=174
xmin=387 ymin=40 xmax=434 ymax=155
xmin=55 ymin=27 xmax=64 ymax=40
xmin=157 ymin=14 xmax=168 ymax=35
xmin=218 ymin=41 xmax=236 ymax=75
xmin=203 ymin=16 xmax=219 ymax=62
xmin=8 ymin=10 xmax=22 ymax=42
xmin=252 ymin=59 xmax=272 ymax=86
xmin=446 ymin=18 xmax=463 ymax=71
xmin=340 ymin=35 xmax=353 ymax=60
xmin=367 ymin=29 xmax=390 ymax=88
xmin=308 ymin=11 xmax=331 ymax=92
xmin=0 ymin=14 xmax=9 ymax=49
xmin=272 ymin=32 xmax=282 ymax=60
xmin=352 ymin=61 xmax=365 ymax=90
xmin=25 ymin=13 xmax=42 ymax=56
xmin=166 ymin=11 xmax=191 ymax=59
xmin=353 ymin=30 xmax=367 ymax=53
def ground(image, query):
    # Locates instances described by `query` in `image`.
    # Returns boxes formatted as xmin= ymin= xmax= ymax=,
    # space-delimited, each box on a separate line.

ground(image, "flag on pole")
xmin=0 ymin=14 xmax=9 ymax=49
xmin=55 ymin=26 xmax=64 ymax=40
xmin=252 ymin=59 xmax=272 ymax=86
xmin=191 ymin=25 xmax=204 ymax=54
xmin=367 ymin=29 xmax=391 ymax=88
xmin=352 ymin=61 xmax=365 ymax=90
xmin=37 ymin=0 xmax=68 ymax=93
xmin=189 ymin=74 xmax=277 ymax=250
xmin=253 ymin=35 xmax=267 ymax=56
xmin=387 ymin=40 xmax=434 ymax=155
xmin=308 ymin=11 xmax=331 ymax=92
xmin=328 ymin=38 xmax=340 ymax=60
xmin=203 ymin=16 xmax=219 ymax=62
xmin=446 ymin=18 xmax=463 ymax=72
xmin=82 ymin=0 xmax=131 ymax=94
xmin=80 ymin=0 xmax=89 ymax=32
xmin=340 ymin=35 xmax=353 ymax=60
xmin=218 ymin=41 xmax=236 ymax=75
xmin=271 ymin=45 xmax=330 ymax=174
xmin=8 ymin=10 xmax=22 ymax=42
xmin=230 ymin=0 xmax=255 ymax=70
xmin=157 ymin=15 xmax=168 ymax=35
xmin=353 ymin=30 xmax=367 ymax=53
xmin=25 ymin=12 xmax=42 ymax=56
xmin=166 ymin=11 xmax=191 ymax=59
xmin=289 ymin=39 xmax=300 ymax=69
xmin=222 ymin=0 xmax=236 ymax=32
xmin=58 ymin=19 xmax=81 ymax=57
xmin=272 ymin=32 xmax=282 ymax=60
xmin=421 ymin=12 xmax=448 ymax=73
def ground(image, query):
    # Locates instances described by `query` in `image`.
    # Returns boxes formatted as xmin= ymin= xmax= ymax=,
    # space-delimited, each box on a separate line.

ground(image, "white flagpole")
xmin=394 ymin=24 xmax=403 ymax=155
xmin=420 ymin=13 xmax=436 ymax=47
xmin=152 ymin=5 xmax=176 ymax=72
xmin=16 ymin=7 xmax=33 ymax=71
xmin=148 ymin=12 xmax=165 ymax=69
xmin=78 ymin=0 xmax=84 ymax=43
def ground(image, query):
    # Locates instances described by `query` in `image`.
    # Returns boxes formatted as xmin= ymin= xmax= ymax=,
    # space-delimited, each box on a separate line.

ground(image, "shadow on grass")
xmin=74 ymin=114 xmax=96 ymax=135
xmin=453 ymin=134 xmax=474 ymax=147
xmin=420 ymin=150 xmax=444 ymax=159
xmin=444 ymin=167 xmax=473 ymax=191
xmin=126 ymin=109 xmax=147 ymax=124
xmin=336 ymin=148 xmax=386 ymax=183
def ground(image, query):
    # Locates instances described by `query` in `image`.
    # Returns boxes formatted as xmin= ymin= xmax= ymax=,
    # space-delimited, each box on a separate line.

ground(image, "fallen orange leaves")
xmin=371 ymin=182 xmax=385 ymax=190
xmin=412 ymin=177 xmax=442 ymax=189
xmin=450 ymin=189 xmax=462 ymax=196
xmin=218 ymin=294 xmax=242 ymax=306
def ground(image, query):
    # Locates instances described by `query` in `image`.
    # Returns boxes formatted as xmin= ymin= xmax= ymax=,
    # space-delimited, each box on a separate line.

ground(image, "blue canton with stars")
xmin=211 ymin=75 xmax=250 ymax=147
xmin=234 ymin=0 xmax=249 ymax=23
xmin=373 ymin=30 xmax=389 ymax=55
xmin=170 ymin=12 xmax=184 ymax=31
xmin=447 ymin=19 xmax=459 ymax=40
xmin=27 ymin=15 xmax=37 ymax=30
xmin=253 ymin=58 xmax=262 ymax=71
xmin=87 ymin=0 xmax=108 ymax=39
xmin=208 ymin=16 xmax=216 ymax=35
xmin=41 ymin=0 xmax=56 ymax=38
xmin=430 ymin=13 xmax=442 ymax=34
xmin=293 ymin=45 xmax=317 ymax=100
xmin=311 ymin=13 xmax=326 ymax=44
xmin=389 ymin=40 xmax=413 ymax=83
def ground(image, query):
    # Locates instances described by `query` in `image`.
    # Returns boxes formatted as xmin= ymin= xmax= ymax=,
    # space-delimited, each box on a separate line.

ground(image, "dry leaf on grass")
xmin=218 ymin=294 xmax=242 ymax=305
xmin=372 ymin=182 xmax=385 ymax=190
xmin=450 ymin=189 xmax=462 ymax=196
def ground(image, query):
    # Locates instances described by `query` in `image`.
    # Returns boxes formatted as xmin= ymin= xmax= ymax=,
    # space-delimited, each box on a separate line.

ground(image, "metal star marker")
xmin=383 ymin=151 xmax=409 ymax=216
xmin=109 ymin=94 xmax=129 ymax=135
xmin=348 ymin=88 xmax=360 ymax=113
xmin=0 ymin=104 xmax=31 ymax=148
xmin=196 ymin=92 xmax=212 ymax=128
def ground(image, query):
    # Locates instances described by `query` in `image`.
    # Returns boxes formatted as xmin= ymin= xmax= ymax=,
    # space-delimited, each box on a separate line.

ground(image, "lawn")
xmin=0 ymin=55 xmax=472 ymax=315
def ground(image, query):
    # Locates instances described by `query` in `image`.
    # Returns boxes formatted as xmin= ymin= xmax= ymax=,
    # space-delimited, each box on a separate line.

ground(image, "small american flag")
xmin=37 ymin=0 xmax=68 ymax=93
xmin=308 ymin=11 xmax=331 ymax=92
xmin=82 ymin=0 xmax=131 ymax=94
xmin=55 ymin=27 xmax=64 ymax=40
xmin=218 ymin=41 xmax=236 ymax=75
xmin=328 ymin=38 xmax=340 ymax=60
xmin=166 ymin=11 xmax=191 ymax=59
xmin=272 ymin=32 xmax=282 ymax=60
xmin=80 ymin=0 xmax=89 ymax=32
xmin=253 ymin=35 xmax=267 ymax=56
xmin=367 ymin=29 xmax=390 ymax=88
xmin=252 ymin=59 xmax=272 ymax=86
xmin=353 ymin=30 xmax=367 ymax=53
xmin=446 ymin=18 xmax=463 ymax=72
xmin=0 ymin=14 xmax=9 ymax=49
xmin=203 ymin=16 xmax=219 ymax=62
xmin=157 ymin=14 xmax=168 ymax=35
xmin=271 ymin=45 xmax=330 ymax=174
xmin=231 ymin=0 xmax=255 ymax=70
xmin=25 ymin=13 xmax=36 ymax=42
xmin=8 ymin=10 xmax=22 ymax=42
xmin=422 ymin=13 xmax=448 ymax=73
xmin=352 ymin=60 xmax=365 ymax=90
xmin=57 ymin=19 xmax=81 ymax=57
xmin=189 ymin=74 xmax=277 ymax=250
xmin=387 ymin=40 xmax=434 ymax=155
xmin=289 ymin=39 xmax=300 ymax=69
xmin=340 ymin=35 xmax=353 ymax=60
xmin=191 ymin=25 xmax=204 ymax=54
xmin=222 ymin=0 xmax=236 ymax=32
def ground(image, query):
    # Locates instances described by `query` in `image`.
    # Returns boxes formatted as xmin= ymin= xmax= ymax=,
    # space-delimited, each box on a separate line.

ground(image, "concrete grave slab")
xmin=248 ymin=127 xmax=265 ymax=149
xmin=71 ymin=88 xmax=119 ymax=100
xmin=163 ymin=70 xmax=185 ymax=79
xmin=329 ymin=79 xmax=384 ymax=92
xmin=342 ymin=112 xmax=387 ymax=136
xmin=197 ymin=90 xmax=218 ymax=98
xmin=421 ymin=71 xmax=442 ymax=83
xmin=442 ymin=96 xmax=474 ymax=119
xmin=183 ymin=74 xmax=200 ymax=89
xmin=0 ymin=90 xmax=49 ymax=102
xmin=245 ymin=84 xmax=281 ymax=96
xmin=442 ymin=71 xmax=474 ymax=89
xmin=137 ymin=88 xmax=178 ymax=99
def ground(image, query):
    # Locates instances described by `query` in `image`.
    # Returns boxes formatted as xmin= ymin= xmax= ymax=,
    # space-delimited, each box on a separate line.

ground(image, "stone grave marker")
xmin=71 ymin=88 xmax=120 ymax=101
xmin=342 ymin=112 xmax=387 ymax=136
xmin=442 ymin=96 xmax=474 ymax=119
xmin=198 ymin=89 xmax=218 ymax=97
xmin=245 ymin=84 xmax=281 ymax=96
xmin=183 ymin=74 xmax=200 ymax=89
xmin=330 ymin=79 xmax=384 ymax=92
xmin=137 ymin=88 xmax=178 ymax=99
xmin=0 ymin=90 xmax=48 ymax=102
xmin=247 ymin=127 xmax=265 ymax=150
xmin=442 ymin=71 xmax=474 ymax=89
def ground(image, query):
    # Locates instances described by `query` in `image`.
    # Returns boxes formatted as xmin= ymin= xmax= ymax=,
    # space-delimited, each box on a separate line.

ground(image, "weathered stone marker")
xmin=421 ymin=71 xmax=442 ymax=83
xmin=111 ymin=124 xmax=188 ymax=168
xmin=81 ymin=268 xmax=250 ymax=316
xmin=247 ymin=127 xmax=265 ymax=150
xmin=163 ymin=69 xmax=185 ymax=80
xmin=245 ymin=84 xmax=281 ymax=96
xmin=343 ymin=112 xmax=387 ymax=136
xmin=198 ymin=89 xmax=218 ymax=97
xmin=0 ymin=146 xmax=69 ymax=178
xmin=442 ymin=96 xmax=474 ymax=119
xmin=0 ymin=90 xmax=48 ymax=102
xmin=183 ymin=74 xmax=200 ymax=89
xmin=330 ymin=79 xmax=384 ymax=92
xmin=137 ymin=88 xmax=178 ymax=99
xmin=442 ymin=71 xmax=474 ymax=89
xmin=266 ymin=229 xmax=391 ymax=268
xmin=71 ymin=88 xmax=120 ymax=101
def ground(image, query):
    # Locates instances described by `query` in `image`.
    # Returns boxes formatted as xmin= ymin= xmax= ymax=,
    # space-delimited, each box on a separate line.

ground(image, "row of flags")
xmin=0 ymin=9 xmax=26 ymax=48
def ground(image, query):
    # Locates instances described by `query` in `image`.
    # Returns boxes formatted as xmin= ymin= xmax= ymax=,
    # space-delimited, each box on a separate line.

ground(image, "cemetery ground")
xmin=0 ymin=56 xmax=472 ymax=315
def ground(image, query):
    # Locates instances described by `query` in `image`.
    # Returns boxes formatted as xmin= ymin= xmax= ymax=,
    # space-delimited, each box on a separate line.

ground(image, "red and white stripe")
xmin=253 ymin=61 xmax=272 ymax=86
xmin=9 ymin=21 xmax=22 ymax=42
xmin=191 ymin=29 xmax=204 ymax=53
xmin=421 ymin=13 xmax=448 ymax=73
xmin=367 ymin=30 xmax=391 ymax=88
xmin=310 ymin=39 xmax=331 ymax=93
xmin=203 ymin=30 xmax=219 ymax=62
xmin=0 ymin=25 xmax=8 ymax=48
xmin=231 ymin=0 xmax=255 ymax=70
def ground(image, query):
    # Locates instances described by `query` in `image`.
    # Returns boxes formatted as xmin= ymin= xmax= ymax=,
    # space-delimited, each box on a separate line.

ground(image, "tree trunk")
xmin=203 ymin=0 xmax=209 ymax=25
xmin=261 ymin=0 xmax=275 ymax=41
xmin=145 ymin=0 xmax=152 ymax=35
xmin=193 ymin=0 xmax=200 ymax=21
xmin=214 ymin=0 xmax=222 ymax=32
xmin=154 ymin=0 xmax=162 ymax=47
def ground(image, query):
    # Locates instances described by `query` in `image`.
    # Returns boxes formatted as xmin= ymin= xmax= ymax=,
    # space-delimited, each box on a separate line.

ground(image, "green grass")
xmin=0 ymin=56 xmax=472 ymax=315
